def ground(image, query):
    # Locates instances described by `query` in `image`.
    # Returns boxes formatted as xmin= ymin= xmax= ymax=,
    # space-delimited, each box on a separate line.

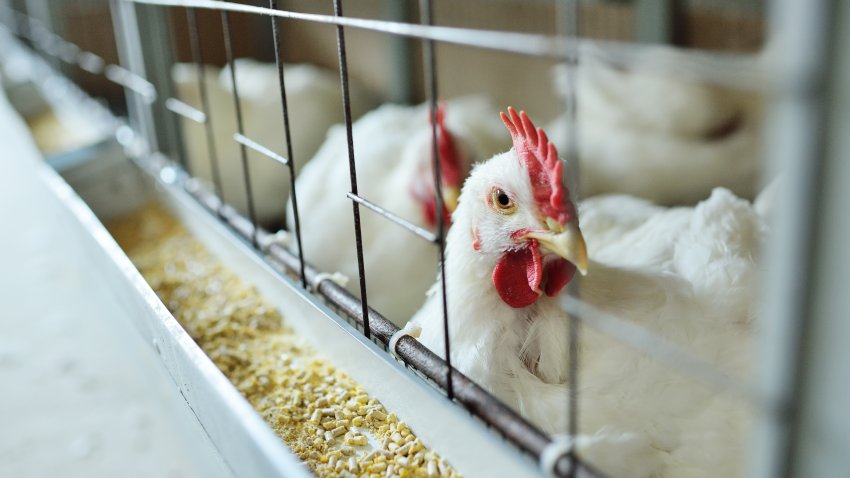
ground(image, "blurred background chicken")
xmin=289 ymin=96 xmax=510 ymax=326
xmin=411 ymin=108 xmax=767 ymax=477
xmin=173 ymin=58 xmax=374 ymax=225
xmin=547 ymin=57 xmax=763 ymax=205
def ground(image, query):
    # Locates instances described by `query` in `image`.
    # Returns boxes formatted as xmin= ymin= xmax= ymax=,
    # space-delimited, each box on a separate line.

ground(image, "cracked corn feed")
xmin=107 ymin=203 xmax=458 ymax=478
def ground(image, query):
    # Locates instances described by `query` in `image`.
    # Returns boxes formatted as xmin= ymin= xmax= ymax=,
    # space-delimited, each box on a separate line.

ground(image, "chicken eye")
xmin=490 ymin=188 xmax=516 ymax=214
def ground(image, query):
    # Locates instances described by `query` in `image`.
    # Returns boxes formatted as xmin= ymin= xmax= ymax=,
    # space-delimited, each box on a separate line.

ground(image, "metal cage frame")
xmin=1 ymin=0 xmax=848 ymax=477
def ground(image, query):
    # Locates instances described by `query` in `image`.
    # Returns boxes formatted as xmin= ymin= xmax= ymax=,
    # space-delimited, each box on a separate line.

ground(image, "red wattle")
xmin=492 ymin=241 xmax=543 ymax=309
xmin=543 ymin=258 xmax=575 ymax=297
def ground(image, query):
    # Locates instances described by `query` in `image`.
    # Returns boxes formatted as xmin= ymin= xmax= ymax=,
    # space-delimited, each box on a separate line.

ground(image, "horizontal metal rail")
xmin=233 ymin=132 xmax=289 ymax=166
xmin=0 ymin=8 xmax=156 ymax=104
xmin=165 ymin=97 xmax=207 ymax=124
xmin=77 ymin=51 xmax=106 ymax=74
xmin=104 ymin=64 xmax=157 ymax=103
xmin=124 ymin=0 xmax=765 ymax=91
xmin=14 ymin=15 xmax=106 ymax=75
xmin=347 ymin=192 xmax=439 ymax=243
xmin=58 ymin=40 xmax=79 ymax=64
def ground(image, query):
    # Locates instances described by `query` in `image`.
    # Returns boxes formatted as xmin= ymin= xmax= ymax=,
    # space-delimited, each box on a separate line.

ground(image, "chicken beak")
xmin=442 ymin=186 xmax=460 ymax=213
xmin=524 ymin=222 xmax=589 ymax=276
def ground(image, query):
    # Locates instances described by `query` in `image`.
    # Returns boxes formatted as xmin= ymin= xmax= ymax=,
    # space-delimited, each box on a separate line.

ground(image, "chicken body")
xmin=173 ymin=59 xmax=374 ymax=225
xmin=548 ymin=59 xmax=763 ymax=205
xmin=411 ymin=114 xmax=765 ymax=476
xmin=288 ymin=97 xmax=510 ymax=326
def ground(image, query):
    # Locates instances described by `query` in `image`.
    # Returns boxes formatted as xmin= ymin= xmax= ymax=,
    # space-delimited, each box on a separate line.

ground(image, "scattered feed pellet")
xmin=107 ymin=203 xmax=458 ymax=478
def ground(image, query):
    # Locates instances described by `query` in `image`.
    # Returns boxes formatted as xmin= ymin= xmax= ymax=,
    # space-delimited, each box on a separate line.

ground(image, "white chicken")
xmin=411 ymin=108 xmax=766 ymax=477
xmin=288 ymin=97 xmax=510 ymax=327
xmin=547 ymin=58 xmax=763 ymax=205
xmin=172 ymin=58 xmax=374 ymax=225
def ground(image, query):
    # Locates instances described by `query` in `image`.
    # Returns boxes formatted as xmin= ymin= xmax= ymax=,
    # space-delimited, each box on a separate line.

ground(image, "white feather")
xmin=548 ymin=58 xmax=763 ymax=205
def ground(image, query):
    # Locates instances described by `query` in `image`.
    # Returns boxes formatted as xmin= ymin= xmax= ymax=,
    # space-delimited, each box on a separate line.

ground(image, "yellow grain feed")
xmin=108 ymin=203 xmax=457 ymax=478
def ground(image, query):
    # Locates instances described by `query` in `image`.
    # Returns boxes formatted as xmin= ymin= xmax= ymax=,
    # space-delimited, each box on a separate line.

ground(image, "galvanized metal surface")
xmin=37 ymin=158 xmax=313 ymax=478
xmin=0 ymin=91 xmax=233 ymax=478
xmin=752 ymin=1 xmax=850 ymax=477
xmin=634 ymin=0 xmax=677 ymax=44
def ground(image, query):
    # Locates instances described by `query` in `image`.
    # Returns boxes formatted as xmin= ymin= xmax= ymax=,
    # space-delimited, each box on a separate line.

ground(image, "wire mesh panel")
xmin=108 ymin=3 xmax=763 ymax=474
xmin=2 ymin=1 xmax=846 ymax=477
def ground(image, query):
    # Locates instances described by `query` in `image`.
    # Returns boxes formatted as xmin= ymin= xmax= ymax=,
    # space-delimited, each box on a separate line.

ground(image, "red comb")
xmin=430 ymin=101 xmax=463 ymax=187
xmin=500 ymin=107 xmax=574 ymax=224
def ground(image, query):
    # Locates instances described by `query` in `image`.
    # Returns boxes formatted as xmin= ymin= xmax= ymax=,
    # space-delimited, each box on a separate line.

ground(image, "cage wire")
xmin=1 ymin=0 xmax=843 ymax=477
xmin=0 ymin=1 xmax=760 ymax=476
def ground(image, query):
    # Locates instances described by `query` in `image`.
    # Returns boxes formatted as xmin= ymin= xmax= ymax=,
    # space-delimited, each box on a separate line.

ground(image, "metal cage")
xmin=1 ymin=0 xmax=848 ymax=477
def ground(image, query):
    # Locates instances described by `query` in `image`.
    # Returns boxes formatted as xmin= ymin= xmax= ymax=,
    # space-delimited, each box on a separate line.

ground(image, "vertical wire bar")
xmin=26 ymin=0 xmax=56 ymax=70
xmin=783 ymin=6 xmax=850 ymax=476
xmin=163 ymin=7 xmax=189 ymax=171
xmin=186 ymin=7 xmax=224 ymax=209
xmin=382 ymin=0 xmax=414 ymax=104
xmin=221 ymin=10 xmax=260 ymax=248
xmin=268 ymin=0 xmax=307 ymax=289
xmin=138 ymin=5 xmax=184 ymax=169
xmin=109 ymin=0 xmax=156 ymax=155
xmin=558 ymin=0 xmax=581 ymax=470
xmin=0 ymin=1 xmax=12 ymax=34
xmin=419 ymin=0 xmax=453 ymax=401
xmin=332 ymin=0 xmax=371 ymax=339
xmin=635 ymin=0 xmax=679 ymax=45
xmin=78 ymin=4 xmax=97 ymax=68
xmin=752 ymin=1 xmax=838 ymax=477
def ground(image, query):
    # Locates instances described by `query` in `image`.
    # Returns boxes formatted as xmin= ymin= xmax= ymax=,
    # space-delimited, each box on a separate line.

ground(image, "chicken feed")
xmin=107 ymin=203 xmax=458 ymax=478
